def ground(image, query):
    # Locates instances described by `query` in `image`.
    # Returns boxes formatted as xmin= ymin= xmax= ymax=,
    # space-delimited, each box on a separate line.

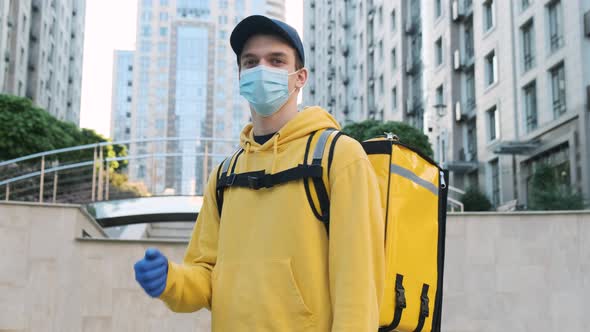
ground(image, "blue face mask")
xmin=239 ymin=65 xmax=300 ymax=117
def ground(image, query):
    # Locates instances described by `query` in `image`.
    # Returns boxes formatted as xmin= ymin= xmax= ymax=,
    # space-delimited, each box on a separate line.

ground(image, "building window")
xmin=219 ymin=30 xmax=227 ymax=39
xmin=464 ymin=18 xmax=474 ymax=59
xmin=159 ymin=27 xmax=168 ymax=36
xmin=378 ymin=6 xmax=383 ymax=26
xmin=141 ymin=25 xmax=151 ymax=37
xmin=128 ymin=65 xmax=133 ymax=71
xmin=521 ymin=0 xmax=531 ymax=11
xmin=127 ymin=96 xmax=132 ymax=102
xmin=436 ymin=85 xmax=444 ymax=105
xmin=485 ymin=50 xmax=497 ymax=86
xmin=547 ymin=1 xmax=563 ymax=53
xmin=157 ymin=57 xmax=167 ymax=68
xmin=550 ymin=62 xmax=566 ymax=118
xmin=392 ymin=87 xmax=397 ymax=112
xmin=435 ymin=37 xmax=443 ymax=66
xmin=391 ymin=9 xmax=396 ymax=31
xmin=487 ymin=106 xmax=499 ymax=141
xmin=521 ymin=20 xmax=535 ymax=71
xmin=140 ymin=56 xmax=150 ymax=70
xmin=219 ymin=15 xmax=228 ymax=25
xmin=466 ymin=69 xmax=476 ymax=110
xmin=466 ymin=119 xmax=477 ymax=161
xmin=523 ymin=81 xmax=538 ymax=132
xmin=160 ymin=0 xmax=169 ymax=6
xmin=140 ymin=40 xmax=151 ymax=52
xmin=379 ymin=75 xmax=384 ymax=95
xmin=490 ymin=159 xmax=500 ymax=206
xmin=391 ymin=48 xmax=397 ymax=71
xmin=127 ymin=80 xmax=133 ymax=87
xmin=379 ymin=40 xmax=383 ymax=59
xmin=219 ymin=0 xmax=229 ymax=8
xmin=483 ymin=0 xmax=495 ymax=32
xmin=158 ymin=41 xmax=167 ymax=52
xmin=142 ymin=11 xmax=152 ymax=21
xmin=435 ymin=0 xmax=442 ymax=18
xmin=159 ymin=12 xmax=168 ymax=21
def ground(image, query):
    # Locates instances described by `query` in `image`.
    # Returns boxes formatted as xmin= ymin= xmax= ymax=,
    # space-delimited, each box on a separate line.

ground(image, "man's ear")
xmin=295 ymin=67 xmax=308 ymax=89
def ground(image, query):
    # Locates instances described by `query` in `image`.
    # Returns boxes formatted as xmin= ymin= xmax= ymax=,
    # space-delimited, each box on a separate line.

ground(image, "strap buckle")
xmin=226 ymin=174 xmax=236 ymax=186
xmin=420 ymin=294 xmax=429 ymax=317
xmin=395 ymin=287 xmax=407 ymax=309
xmin=247 ymin=174 xmax=272 ymax=190
xmin=247 ymin=175 xmax=261 ymax=190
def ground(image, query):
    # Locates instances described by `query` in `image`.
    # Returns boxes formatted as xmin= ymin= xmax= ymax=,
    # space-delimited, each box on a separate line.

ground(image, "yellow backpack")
xmin=216 ymin=129 xmax=448 ymax=332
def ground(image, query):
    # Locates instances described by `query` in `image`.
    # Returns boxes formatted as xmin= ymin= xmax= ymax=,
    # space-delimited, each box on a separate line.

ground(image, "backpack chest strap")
xmin=217 ymin=164 xmax=323 ymax=190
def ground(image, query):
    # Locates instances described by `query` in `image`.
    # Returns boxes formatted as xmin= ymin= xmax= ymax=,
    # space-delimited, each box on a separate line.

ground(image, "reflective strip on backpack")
xmin=390 ymin=164 xmax=439 ymax=196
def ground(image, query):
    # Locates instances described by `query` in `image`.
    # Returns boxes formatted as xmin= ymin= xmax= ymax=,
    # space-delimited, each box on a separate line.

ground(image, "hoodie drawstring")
xmin=244 ymin=141 xmax=251 ymax=170
xmin=271 ymin=134 xmax=280 ymax=174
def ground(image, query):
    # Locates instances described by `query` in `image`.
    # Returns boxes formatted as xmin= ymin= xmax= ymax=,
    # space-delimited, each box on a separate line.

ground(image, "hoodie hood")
xmin=239 ymin=106 xmax=341 ymax=152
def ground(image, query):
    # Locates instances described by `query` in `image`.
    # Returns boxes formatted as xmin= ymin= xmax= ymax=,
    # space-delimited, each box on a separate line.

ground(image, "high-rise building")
xmin=120 ymin=0 xmax=285 ymax=195
xmin=0 ymin=0 xmax=86 ymax=125
xmin=304 ymin=0 xmax=590 ymax=209
xmin=110 ymin=50 xmax=134 ymax=143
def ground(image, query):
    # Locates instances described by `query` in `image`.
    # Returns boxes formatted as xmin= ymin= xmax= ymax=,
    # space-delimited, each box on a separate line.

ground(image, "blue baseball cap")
xmin=230 ymin=15 xmax=305 ymax=66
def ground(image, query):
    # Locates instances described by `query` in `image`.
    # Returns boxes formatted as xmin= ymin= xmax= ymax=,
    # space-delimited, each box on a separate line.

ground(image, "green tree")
xmin=0 ymin=94 xmax=127 ymax=170
xmin=528 ymin=163 xmax=585 ymax=210
xmin=342 ymin=120 xmax=433 ymax=158
xmin=461 ymin=187 xmax=492 ymax=211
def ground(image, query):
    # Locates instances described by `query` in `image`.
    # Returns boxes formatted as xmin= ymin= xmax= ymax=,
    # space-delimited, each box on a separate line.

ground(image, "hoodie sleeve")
xmin=328 ymin=139 xmax=385 ymax=331
xmin=158 ymin=167 xmax=221 ymax=312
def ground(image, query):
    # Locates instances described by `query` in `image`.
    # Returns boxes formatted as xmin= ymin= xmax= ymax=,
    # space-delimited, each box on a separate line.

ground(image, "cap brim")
xmin=230 ymin=15 xmax=296 ymax=60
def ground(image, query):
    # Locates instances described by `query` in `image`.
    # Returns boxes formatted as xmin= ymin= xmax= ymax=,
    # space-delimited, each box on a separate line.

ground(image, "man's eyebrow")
xmin=267 ymin=52 xmax=288 ymax=58
xmin=240 ymin=53 xmax=258 ymax=60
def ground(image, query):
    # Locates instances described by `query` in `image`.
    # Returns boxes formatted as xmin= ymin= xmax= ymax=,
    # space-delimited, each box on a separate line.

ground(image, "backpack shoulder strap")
xmin=215 ymin=148 xmax=244 ymax=217
xmin=303 ymin=128 xmax=343 ymax=235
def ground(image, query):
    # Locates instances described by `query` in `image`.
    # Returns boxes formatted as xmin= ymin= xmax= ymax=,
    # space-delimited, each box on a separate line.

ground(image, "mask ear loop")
xmin=288 ymin=67 xmax=307 ymax=92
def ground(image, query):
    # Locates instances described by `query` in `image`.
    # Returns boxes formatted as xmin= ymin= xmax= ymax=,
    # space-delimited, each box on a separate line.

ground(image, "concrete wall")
xmin=444 ymin=211 xmax=589 ymax=331
xmin=1 ymin=202 xmax=589 ymax=331
xmin=0 ymin=202 xmax=209 ymax=332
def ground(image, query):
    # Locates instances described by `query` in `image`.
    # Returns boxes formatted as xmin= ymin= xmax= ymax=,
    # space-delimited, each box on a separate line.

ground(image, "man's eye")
xmin=244 ymin=59 xmax=256 ymax=66
xmin=271 ymin=59 xmax=283 ymax=65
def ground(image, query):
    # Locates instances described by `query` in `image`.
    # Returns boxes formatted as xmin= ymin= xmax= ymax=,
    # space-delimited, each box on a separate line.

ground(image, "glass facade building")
xmin=114 ymin=0 xmax=285 ymax=195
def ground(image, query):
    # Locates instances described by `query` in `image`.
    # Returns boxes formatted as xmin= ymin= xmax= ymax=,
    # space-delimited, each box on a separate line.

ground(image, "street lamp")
xmin=432 ymin=103 xmax=447 ymax=166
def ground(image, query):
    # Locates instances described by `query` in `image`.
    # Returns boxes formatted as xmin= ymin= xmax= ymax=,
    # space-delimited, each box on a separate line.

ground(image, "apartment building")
xmin=305 ymin=0 xmax=590 ymax=208
xmin=0 ymin=0 xmax=86 ymax=125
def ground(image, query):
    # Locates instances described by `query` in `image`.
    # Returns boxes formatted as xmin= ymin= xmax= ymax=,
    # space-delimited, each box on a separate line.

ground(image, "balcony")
xmin=406 ymin=98 xmax=423 ymax=115
xmin=452 ymin=0 xmax=473 ymax=22
xmin=493 ymin=139 xmax=541 ymax=155
xmin=447 ymin=148 xmax=478 ymax=173
xmin=405 ymin=59 xmax=421 ymax=75
xmin=454 ymin=101 xmax=477 ymax=122
xmin=405 ymin=21 xmax=419 ymax=35
xmin=453 ymin=49 xmax=474 ymax=72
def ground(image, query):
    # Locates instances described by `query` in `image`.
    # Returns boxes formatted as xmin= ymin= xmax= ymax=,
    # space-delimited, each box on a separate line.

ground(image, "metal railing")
xmin=0 ymin=136 xmax=239 ymax=204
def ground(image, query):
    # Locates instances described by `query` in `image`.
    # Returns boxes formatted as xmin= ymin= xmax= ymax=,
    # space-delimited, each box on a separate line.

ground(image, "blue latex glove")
xmin=134 ymin=248 xmax=169 ymax=297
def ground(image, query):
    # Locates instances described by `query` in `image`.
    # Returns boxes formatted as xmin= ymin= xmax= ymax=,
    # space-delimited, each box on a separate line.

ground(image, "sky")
xmin=79 ymin=0 xmax=304 ymax=138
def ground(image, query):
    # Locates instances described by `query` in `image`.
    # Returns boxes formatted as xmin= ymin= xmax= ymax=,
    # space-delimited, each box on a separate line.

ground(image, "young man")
xmin=134 ymin=15 xmax=384 ymax=331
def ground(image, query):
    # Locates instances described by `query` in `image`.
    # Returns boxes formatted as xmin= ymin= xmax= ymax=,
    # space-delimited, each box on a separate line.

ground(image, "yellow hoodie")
xmin=159 ymin=107 xmax=385 ymax=331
